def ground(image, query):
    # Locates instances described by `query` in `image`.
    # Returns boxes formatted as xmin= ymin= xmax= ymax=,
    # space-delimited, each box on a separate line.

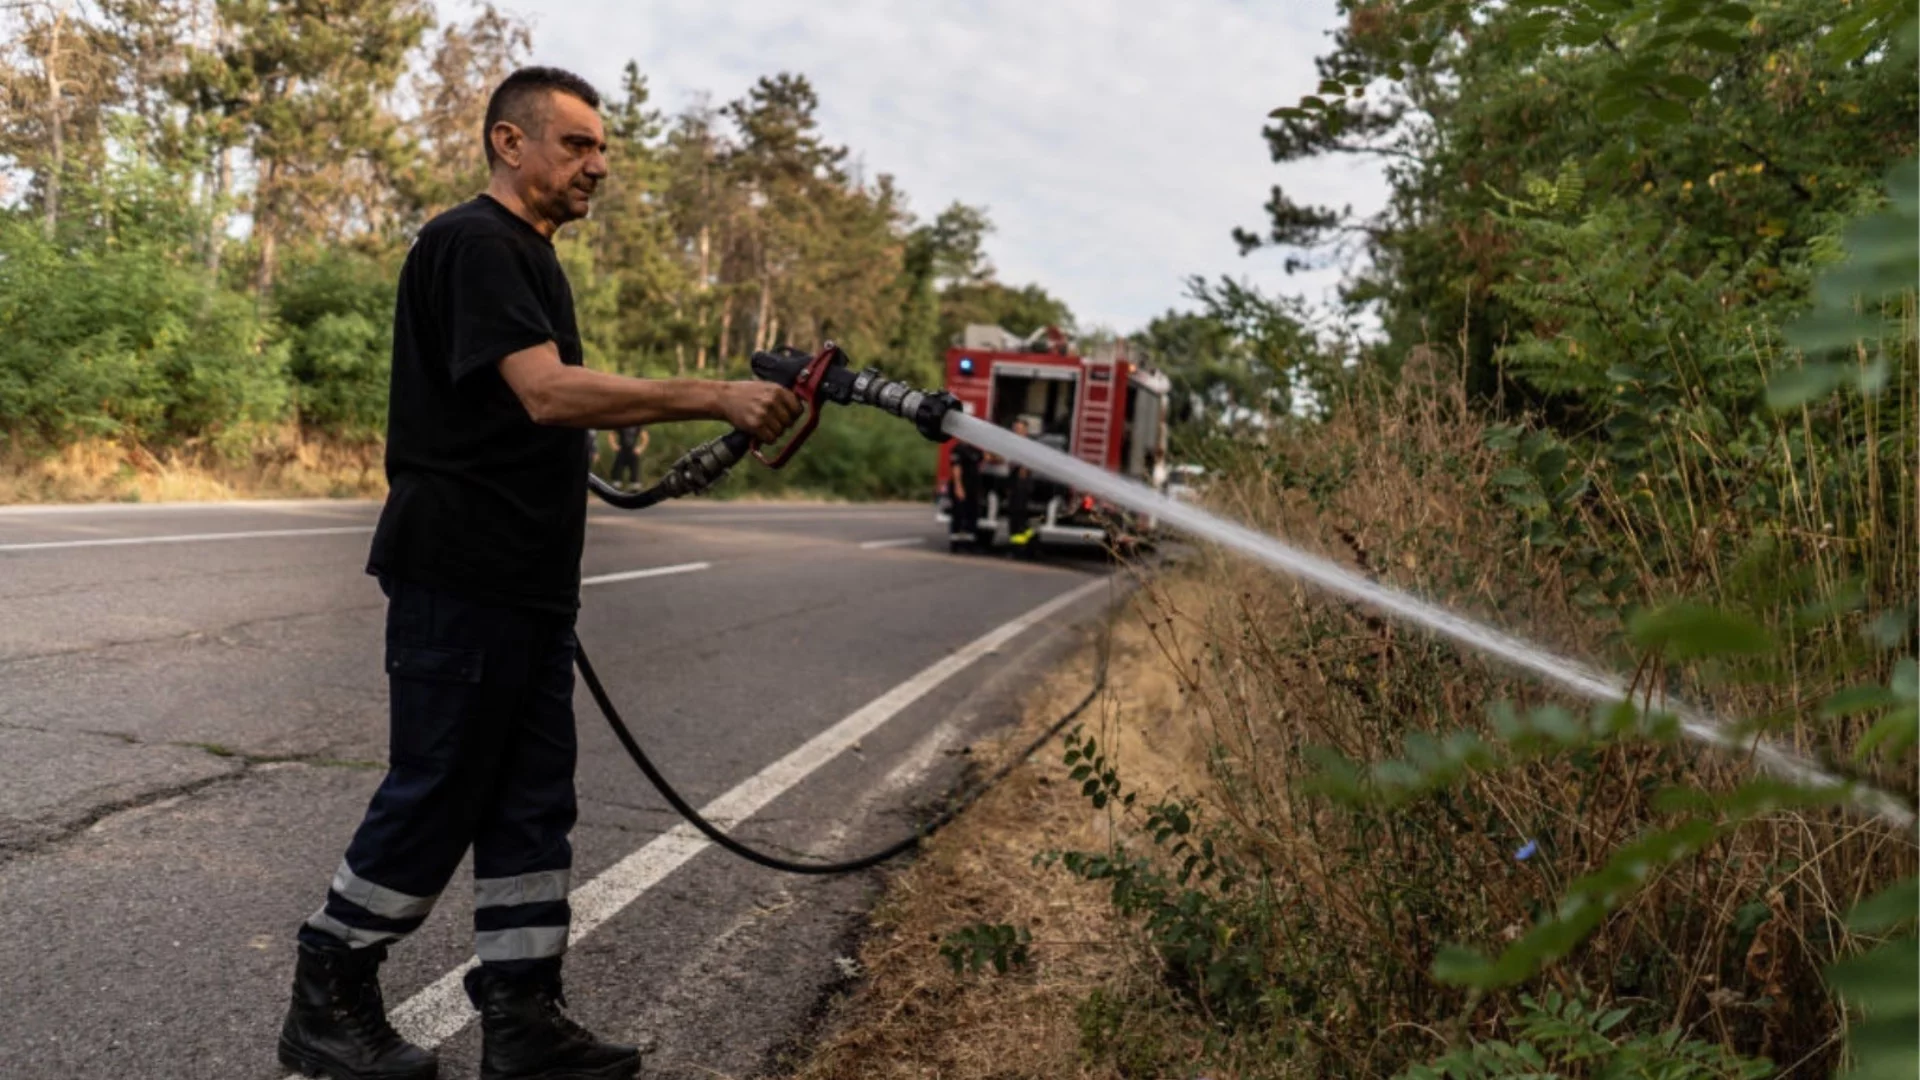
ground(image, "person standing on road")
xmin=948 ymin=440 xmax=983 ymax=543
xmin=1005 ymin=417 xmax=1038 ymax=555
xmin=609 ymin=424 xmax=647 ymax=489
xmin=279 ymin=67 xmax=801 ymax=1080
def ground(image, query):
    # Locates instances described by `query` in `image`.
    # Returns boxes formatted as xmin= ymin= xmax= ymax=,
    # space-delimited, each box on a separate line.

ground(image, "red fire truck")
xmin=935 ymin=325 xmax=1171 ymax=554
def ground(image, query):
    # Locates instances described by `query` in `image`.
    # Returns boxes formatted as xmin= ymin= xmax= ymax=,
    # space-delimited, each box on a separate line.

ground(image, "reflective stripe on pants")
xmin=297 ymin=576 xmax=578 ymax=976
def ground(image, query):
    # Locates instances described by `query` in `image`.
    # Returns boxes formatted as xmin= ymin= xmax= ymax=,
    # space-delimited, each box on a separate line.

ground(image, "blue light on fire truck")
xmin=957 ymin=356 xmax=976 ymax=375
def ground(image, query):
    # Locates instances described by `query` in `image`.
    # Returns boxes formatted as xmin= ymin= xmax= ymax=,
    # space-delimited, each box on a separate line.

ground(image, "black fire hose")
xmin=583 ymin=343 xmax=959 ymax=514
xmin=586 ymin=431 xmax=753 ymax=511
xmin=576 ymin=638 xmax=1107 ymax=875
xmin=576 ymin=341 xmax=1105 ymax=874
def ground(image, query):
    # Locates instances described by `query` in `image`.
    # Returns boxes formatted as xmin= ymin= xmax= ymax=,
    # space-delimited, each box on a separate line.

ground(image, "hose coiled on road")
xmin=575 ymin=632 xmax=1109 ymax=875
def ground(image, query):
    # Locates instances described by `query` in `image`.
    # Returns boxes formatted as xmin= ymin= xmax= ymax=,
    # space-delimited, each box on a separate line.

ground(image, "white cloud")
xmin=489 ymin=0 xmax=1390 ymax=332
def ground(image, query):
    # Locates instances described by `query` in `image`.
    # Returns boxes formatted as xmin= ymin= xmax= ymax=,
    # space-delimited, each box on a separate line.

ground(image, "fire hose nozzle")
xmin=749 ymin=345 xmax=956 ymax=442
xmin=912 ymin=391 xmax=961 ymax=443
xmin=847 ymin=369 xmax=958 ymax=443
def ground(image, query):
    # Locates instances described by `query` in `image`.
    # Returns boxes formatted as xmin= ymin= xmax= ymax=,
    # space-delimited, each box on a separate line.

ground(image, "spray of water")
xmin=945 ymin=412 xmax=1915 ymax=830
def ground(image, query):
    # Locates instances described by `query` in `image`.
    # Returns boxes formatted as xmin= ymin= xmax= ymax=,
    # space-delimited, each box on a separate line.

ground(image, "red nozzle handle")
xmin=750 ymin=342 xmax=838 ymax=469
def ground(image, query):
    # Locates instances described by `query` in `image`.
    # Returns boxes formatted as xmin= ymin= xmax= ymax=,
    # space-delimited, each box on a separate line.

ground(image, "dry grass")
xmin=0 ymin=436 xmax=929 ymax=508
xmin=0 ymin=431 xmax=386 ymax=504
xmin=787 ymin=596 xmax=1219 ymax=1080
xmin=1109 ymin=359 xmax=1916 ymax=1073
xmin=782 ymin=354 xmax=1914 ymax=1078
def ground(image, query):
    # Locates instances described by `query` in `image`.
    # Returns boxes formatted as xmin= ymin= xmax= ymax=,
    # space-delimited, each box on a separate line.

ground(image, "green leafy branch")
xmin=1769 ymin=157 xmax=1918 ymax=409
xmin=1039 ymin=731 xmax=1294 ymax=1029
xmin=939 ymin=922 xmax=1032 ymax=975
xmin=1398 ymin=990 xmax=1774 ymax=1079
xmin=1827 ymin=878 xmax=1919 ymax=1080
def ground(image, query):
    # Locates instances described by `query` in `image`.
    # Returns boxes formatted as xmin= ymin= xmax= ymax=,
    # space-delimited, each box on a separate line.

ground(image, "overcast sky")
xmin=486 ymin=0 xmax=1389 ymax=334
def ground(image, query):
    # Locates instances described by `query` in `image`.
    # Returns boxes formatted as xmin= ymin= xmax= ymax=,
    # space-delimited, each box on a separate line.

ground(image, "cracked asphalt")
xmin=0 ymin=497 xmax=1112 ymax=1079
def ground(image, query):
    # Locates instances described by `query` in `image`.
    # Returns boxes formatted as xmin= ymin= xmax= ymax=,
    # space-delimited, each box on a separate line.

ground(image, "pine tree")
xmin=194 ymin=0 xmax=432 ymax=294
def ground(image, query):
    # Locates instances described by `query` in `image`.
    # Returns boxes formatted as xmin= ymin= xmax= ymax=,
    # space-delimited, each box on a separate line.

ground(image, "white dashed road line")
xmin=581 ymin=562 xmax=712 ymax=586
xmin=0 ymin=526 xmax=374 ymax=553
xmin=349 ymin=573 xmax=1110 ymax=1061
xmin=857 ymin=537 xmax=925 ymax=550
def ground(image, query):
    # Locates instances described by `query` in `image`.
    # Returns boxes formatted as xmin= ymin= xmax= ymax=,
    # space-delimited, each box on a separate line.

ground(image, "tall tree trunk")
xmin=752 ymin=271 xmax=773 ymax=353
xmin=41 ymin=6 xmax=64 ymax=241
xmin=673 ymin=300 xmax=686 ymax=374
xmin=205 ymin=146 xmax=231 ymax=276
xmin=254 ymin=160 xmax=280 ymax=297
xmin=693 ymin=223 xmax=711 ymax=371
xmin=717 ymin=299 xmax=733 ymax=372
xmin=255 ymin=220 xmax=277 ymax=296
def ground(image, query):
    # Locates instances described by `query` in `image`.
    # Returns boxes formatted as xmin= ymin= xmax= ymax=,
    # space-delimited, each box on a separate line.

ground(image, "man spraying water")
xmin=279 ymin=67 xmax=800 ymax=1080
xmin=278 ymin=63 xmax=1906 ymax=1080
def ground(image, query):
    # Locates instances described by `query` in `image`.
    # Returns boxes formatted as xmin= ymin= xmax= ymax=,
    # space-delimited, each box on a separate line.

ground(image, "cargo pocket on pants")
xmin=385 ymin=643 xmax=486 ymax=766
xmin=386 ymin=644 xmax=485 ymax=684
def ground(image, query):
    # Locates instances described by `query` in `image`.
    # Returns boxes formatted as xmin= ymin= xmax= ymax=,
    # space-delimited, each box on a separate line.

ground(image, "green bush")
xmin=274 ymin=250 xmax=397 ymax=439
xmin=0 ymin=219 xmax=287 ymax=450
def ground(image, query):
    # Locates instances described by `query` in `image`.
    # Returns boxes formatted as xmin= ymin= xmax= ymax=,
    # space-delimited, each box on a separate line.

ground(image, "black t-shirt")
xmin=367 ymin=195 xmax=588 ymax=612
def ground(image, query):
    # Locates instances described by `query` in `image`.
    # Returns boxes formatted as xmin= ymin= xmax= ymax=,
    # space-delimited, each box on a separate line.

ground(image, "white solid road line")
xmin=0 ymin=525 xmax=374 ymax=553
xmin=0 ymin=497 xmax=378 ymax=516
xmin=351 ymin=573 xmax=1112 ymax=1061
xmin=581 ymin=562 xmax=712 ymax=586
xmin=858 ymin=537 xmax=926 ymax=550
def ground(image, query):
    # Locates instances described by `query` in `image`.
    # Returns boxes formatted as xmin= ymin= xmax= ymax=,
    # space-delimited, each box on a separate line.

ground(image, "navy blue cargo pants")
xmin=298 ymin=576 xmax=578 ymax=979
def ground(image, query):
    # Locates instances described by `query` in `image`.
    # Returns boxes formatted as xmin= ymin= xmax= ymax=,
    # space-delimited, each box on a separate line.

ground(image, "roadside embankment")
xmin=0 ymin=423 xmax=931 ymax=506
xmin=782 ymin=575 xmax=1221 ymax=1080
xmin=0 ymin=435 xmax=386 ymax=504
xmin=782 ymin=364 xmax=1913 ymax=1078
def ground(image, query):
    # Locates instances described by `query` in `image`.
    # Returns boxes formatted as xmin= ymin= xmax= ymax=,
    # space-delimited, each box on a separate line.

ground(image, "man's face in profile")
xmin=507 ymin=90 xmax=609 ymax=225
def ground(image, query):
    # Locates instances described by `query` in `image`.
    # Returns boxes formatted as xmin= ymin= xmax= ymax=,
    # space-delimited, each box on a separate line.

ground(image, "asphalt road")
xmin=0 ymin=496 xmax=1115 ymax=1079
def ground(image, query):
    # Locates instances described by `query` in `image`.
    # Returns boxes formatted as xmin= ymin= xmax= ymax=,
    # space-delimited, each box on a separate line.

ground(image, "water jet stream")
xmin=945 ymin=411 xmax=1914 ymax=830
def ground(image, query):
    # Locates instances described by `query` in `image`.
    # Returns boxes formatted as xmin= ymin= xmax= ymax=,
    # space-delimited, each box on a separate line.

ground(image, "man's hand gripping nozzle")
xmin=586 ymin=341 xmax=959 ymax=510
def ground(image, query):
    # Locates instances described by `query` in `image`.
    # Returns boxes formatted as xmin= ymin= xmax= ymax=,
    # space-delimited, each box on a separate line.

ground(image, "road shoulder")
xmin=773 ymin=583 xmax=1196 ymax=1079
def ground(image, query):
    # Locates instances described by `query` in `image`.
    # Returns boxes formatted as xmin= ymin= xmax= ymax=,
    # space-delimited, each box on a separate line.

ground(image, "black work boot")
xmin=467 ymin=967 xmax=641 ymax=1080
xmin=279 ymin=942 xmax=437 ymax=1080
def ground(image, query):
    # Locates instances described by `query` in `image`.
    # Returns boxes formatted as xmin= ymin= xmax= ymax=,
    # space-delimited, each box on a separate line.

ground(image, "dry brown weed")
xmin=0 ymin=431 xmax=385 ymax=504
xmin=788 ymin=595 xmax=1225 ymax=1080
xmin=783 ymin=354 xmax=1913 ymax=1077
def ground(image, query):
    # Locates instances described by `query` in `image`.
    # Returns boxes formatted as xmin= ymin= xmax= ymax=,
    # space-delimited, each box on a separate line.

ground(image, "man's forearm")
xmin=524 ymin=365 xmax=727 ymax=428
xmin=500 ymin=342 xmax=797 ymax=441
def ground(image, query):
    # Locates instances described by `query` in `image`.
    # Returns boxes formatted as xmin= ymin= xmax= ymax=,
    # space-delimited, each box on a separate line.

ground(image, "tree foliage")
xmin=1040 ymin=4 xmax=1915 ymax=1077
xmin=1250 ymin=0 xmax=1915 ymax=412
xmin=1219 ymin=2 xmax=1920 ymax=1075
xmin=0 ymin=1 xmax=1067 ymax=498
